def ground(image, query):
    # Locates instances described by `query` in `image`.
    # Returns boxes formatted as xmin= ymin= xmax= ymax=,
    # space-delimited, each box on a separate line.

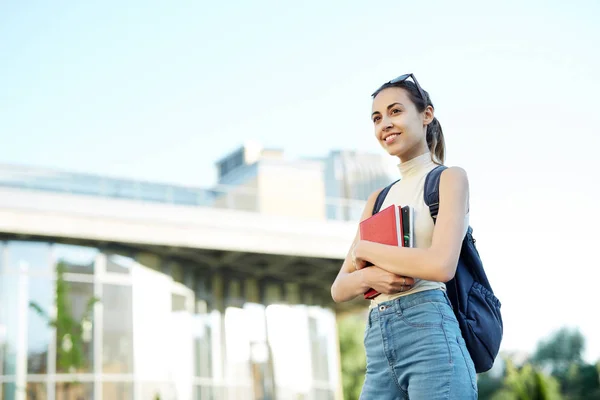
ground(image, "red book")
xmin=359 ymin=204 xmax=404 ymax=299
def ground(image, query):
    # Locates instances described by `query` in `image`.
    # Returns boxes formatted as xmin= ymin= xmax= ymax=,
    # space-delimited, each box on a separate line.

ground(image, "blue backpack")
xmin=372 ymin=165 xmax=503 ymax=373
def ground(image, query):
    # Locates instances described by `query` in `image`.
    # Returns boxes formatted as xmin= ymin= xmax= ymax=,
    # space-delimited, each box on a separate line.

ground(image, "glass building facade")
xmin=0 ymin=240 xmax=340 ymax=400
xmin=323 ymin=151 xmax=397 ymax=221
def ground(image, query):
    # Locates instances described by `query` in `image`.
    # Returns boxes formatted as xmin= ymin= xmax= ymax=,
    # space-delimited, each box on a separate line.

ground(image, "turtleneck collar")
xmin=397 ymin=151 xmax=435 ymax=178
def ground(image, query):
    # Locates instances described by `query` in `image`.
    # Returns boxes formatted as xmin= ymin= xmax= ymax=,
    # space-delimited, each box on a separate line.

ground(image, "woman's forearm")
xmin=357 ymin=240 xmax=454 ymax=283
xmin=331 ymin=269 xmax=370 ymax=303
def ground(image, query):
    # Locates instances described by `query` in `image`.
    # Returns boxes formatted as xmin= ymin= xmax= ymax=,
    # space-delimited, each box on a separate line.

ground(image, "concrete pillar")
xmin=284 ymin=282 xmax=301 ymax=305
xmin=244 ymin=278 xmax=260 ymax=304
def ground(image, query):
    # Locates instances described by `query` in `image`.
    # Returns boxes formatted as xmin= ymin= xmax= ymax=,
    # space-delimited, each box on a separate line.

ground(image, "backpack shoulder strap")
xmin=424 ymin=165 xmax=448 ymax=222
xmin=425 ymin=165 xmax=474 ymax=236
xmin=372 ymin=179 xmax=400 ymax=215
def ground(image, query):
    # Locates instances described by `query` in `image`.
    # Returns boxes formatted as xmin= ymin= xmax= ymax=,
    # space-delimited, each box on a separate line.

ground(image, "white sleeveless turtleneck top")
xmin=370 ymin=152 xmax=469 ymax=306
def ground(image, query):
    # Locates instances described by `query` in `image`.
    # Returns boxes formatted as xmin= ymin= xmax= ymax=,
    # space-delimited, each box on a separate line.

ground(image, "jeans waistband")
xmin=368 ymin=289 xmax=451 ymax=322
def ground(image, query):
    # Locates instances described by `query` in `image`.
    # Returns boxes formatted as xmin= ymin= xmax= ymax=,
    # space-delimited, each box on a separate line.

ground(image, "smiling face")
xmin=371 ymin=87 xmax=433 ymax=162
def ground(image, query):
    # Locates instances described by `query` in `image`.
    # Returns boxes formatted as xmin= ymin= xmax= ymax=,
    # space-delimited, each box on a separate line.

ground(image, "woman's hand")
xmin=361 ymin=265 xmax=415 ymax=295
xmin=351 ymin=241 xmax=368 ymax=271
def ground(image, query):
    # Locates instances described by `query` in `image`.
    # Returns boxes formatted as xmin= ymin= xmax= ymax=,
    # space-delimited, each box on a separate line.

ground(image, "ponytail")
xmin=426 ymin=117 xmax=445 ymax=165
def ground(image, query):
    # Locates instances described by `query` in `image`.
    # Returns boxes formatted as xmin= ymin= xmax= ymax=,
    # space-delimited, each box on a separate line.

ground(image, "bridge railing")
xmin=0 ymin=164 xmax=366 ymax=222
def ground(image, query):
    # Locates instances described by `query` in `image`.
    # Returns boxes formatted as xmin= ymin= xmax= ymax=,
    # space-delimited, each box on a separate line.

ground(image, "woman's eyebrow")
xmin=371 ymin=102 xmax=404 ymax=117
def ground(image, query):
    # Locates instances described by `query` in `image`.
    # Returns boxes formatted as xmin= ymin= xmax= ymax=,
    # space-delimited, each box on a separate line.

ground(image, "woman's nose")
xmin=381 ymin=116 xmax=393 ymax=131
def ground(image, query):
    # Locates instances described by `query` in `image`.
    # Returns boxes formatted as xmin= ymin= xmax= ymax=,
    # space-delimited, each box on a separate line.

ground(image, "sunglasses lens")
xmin=389 ymin=73 xmax=411 ymax=84
xmin=372 ymin=73 xmax=424 ymax=99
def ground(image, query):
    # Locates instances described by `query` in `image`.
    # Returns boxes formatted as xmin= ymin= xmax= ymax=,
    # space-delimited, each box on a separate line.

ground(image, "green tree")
xmin=337 ymin=313 xmax=367 ymax=400
xmin=478 ymin=370 xmax=505 ymax=399
xmin=492 ymin=360 xmax=563 ymax=400
xmin=562 ymin=363 xmax=600 ymax=399
xmin=29 ymin=261 xmax=99 ymax=398
xmin=531 ymin=327 xmax=585 ymax=375
xmin=530 ymin=327 xmax=600 ymax=399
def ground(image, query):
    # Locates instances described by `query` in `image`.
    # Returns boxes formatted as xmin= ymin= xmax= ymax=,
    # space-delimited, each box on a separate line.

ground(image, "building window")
xmin=7 ymin=241 xmax=51 ymax=272
xmin=25 ymin=382 xmax=47 ymax=399
xmin=55 ymin=382 xmax=94 ymax=399
xmin=0 ymin=272 xmax=18 ymax=376
xmin=102 ymin=284 xmax=134 ymax=374
xmin=27 ymin=277 xmax=53 ymax=374
xmin=106 ymin=254 xmax=134 ymax=275
xmin=2 ymin=383 xmax=16 ymax=399
xmin=103 ymin=382 xmax=133 ymax=400
xmin=55 ymin=281 xmax=95 ymax=373
xmin=54 ymin=243 xmax=97 ymax=275
xmin=171 ymin=262 xmax=184 ymax=284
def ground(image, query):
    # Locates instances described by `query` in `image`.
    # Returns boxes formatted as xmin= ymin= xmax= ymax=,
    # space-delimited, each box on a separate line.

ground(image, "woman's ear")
xmin=423 ymin=105 xmax=434 ymax=126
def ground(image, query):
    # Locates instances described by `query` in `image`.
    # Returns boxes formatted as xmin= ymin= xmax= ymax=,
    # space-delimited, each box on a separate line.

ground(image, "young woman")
xmin=331 ymin=74 xmax=478 ymax=399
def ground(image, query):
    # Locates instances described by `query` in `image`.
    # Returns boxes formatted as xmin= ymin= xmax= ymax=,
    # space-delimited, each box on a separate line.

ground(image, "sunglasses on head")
xmin=372 ymin=73 xmax=427 ymax=103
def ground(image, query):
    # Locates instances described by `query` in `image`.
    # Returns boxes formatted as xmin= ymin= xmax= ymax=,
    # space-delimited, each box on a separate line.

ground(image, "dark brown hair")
xmin=372 ymin=81 xmax=445 ymax=165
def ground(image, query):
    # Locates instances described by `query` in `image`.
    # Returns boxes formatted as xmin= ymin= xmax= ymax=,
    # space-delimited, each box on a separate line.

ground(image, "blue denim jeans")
xmin=360 ymin=289 xmax=478 ymax=399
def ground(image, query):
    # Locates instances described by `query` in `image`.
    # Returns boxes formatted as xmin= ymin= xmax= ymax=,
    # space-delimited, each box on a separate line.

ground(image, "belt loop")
xmin=394 ymin=297 xmax=402 ymax=315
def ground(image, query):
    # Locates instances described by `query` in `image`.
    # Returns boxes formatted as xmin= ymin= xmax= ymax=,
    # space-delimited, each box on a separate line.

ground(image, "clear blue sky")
xmin=1 ymin=1 xmax=599 ymax=361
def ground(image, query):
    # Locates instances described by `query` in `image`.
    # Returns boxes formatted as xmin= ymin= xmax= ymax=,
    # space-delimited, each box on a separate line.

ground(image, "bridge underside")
xmin=0 ymin=231 xmax=364 ymax=311
xmin=0 ymin=187 xmax=365 ymax=311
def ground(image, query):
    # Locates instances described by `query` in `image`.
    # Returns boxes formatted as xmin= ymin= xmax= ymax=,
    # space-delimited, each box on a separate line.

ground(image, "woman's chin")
xmin=382 ymin=142 xmax=404 ymax=157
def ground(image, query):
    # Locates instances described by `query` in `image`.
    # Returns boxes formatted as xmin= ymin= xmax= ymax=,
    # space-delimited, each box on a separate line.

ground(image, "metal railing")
xmin=0 ymin=164 xmax=366 ymax=222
